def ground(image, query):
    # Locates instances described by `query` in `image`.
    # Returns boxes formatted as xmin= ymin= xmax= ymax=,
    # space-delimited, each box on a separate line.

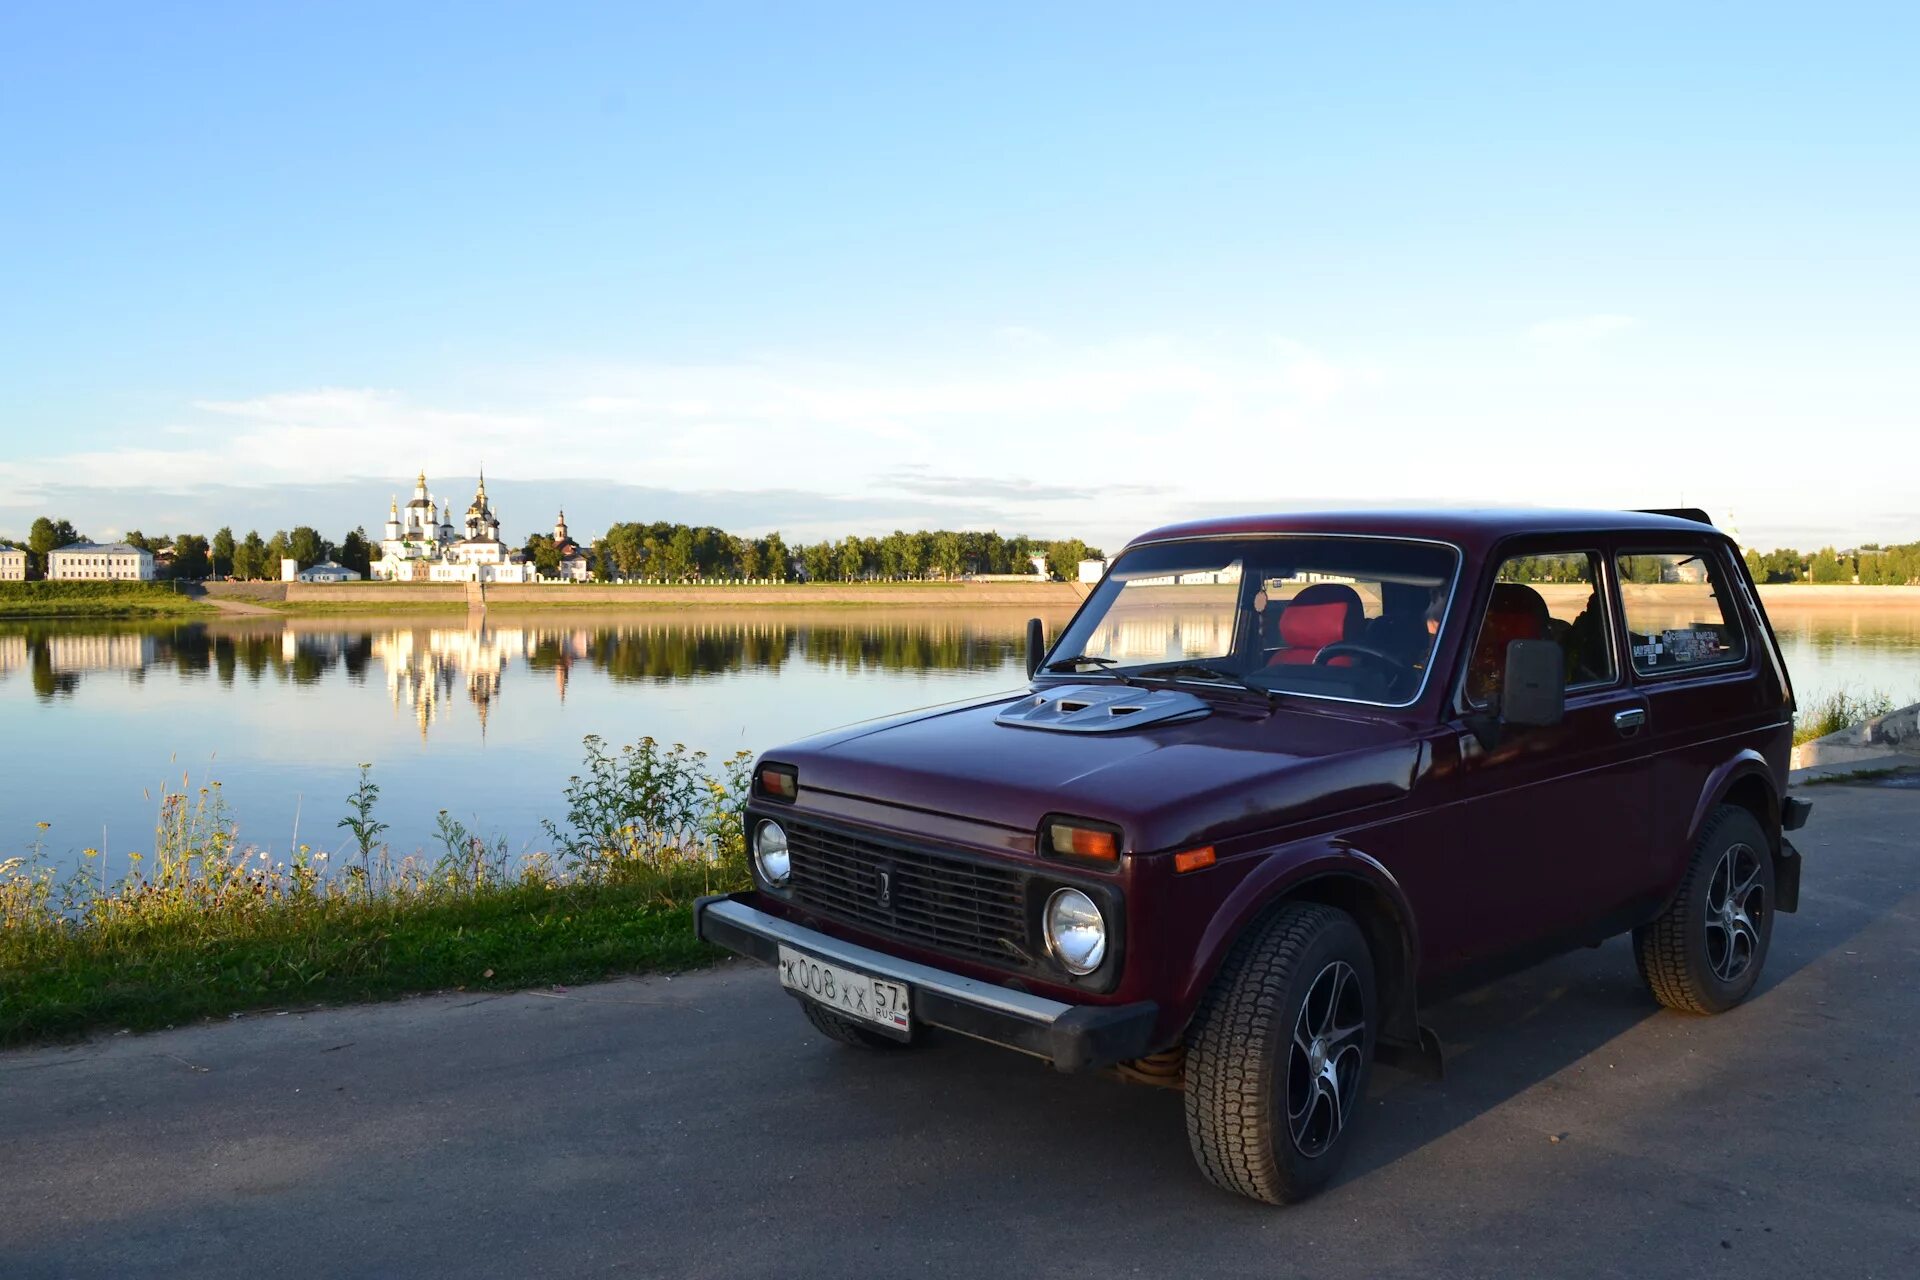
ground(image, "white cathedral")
xmin=372 ymin=470 xmax=535 ymax=584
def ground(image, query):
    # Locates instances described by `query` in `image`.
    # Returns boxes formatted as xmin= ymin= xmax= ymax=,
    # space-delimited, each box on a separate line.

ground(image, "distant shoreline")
xmin=205 ymin=579 xmax=1092 ymax=614
xmin=2 ymin=578 xmax=1915 ymax=622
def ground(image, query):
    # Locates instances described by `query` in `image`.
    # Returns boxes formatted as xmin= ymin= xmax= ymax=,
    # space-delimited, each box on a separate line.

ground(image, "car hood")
xmin=772 ymin=686 xmax=1424 ymax=853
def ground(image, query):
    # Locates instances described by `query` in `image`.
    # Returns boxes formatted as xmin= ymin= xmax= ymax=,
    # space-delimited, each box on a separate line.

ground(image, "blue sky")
xmin=2 ymin=2 xmax=1914 ymax=552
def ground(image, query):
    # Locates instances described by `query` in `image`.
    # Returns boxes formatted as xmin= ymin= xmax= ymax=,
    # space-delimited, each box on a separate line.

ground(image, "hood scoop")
xmin=995 ymin=683 xmax=1212 ymax=734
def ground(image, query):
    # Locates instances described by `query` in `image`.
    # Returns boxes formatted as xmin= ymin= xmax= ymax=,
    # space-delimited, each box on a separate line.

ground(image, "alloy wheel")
xmin=1705 ymin=842 xmax=1765 ymax=984
xmin=1286 ymin=959 xmax=1365 ymax=1157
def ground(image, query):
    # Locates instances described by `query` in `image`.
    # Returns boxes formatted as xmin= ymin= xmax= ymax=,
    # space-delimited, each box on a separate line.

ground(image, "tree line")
xmin=0 ymin=517 xmax=379 ymax=581
xmin=3 ymin=514 xmax=1106 ymax=583
xmin=587 ymin=522 xmax=1102 ymax=582
xmin=1743 ymin=542 xmax=1920 ymax=585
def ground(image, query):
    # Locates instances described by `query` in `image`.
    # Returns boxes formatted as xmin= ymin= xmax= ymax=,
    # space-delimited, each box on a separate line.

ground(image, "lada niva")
xmin=696 ymin=508 xmax=1812 ymax=1204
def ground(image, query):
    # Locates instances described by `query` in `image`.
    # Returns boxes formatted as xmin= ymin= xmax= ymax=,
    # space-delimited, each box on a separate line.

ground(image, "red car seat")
xmin=1267 ymin=583 xmax=1363 ymax=665
xmin=1468 ymin=583 xmax=1550 ymax=703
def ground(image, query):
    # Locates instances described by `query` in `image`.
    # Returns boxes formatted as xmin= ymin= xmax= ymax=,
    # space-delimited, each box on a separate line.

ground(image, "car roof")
xmin=1125 ymin=508 xmax=1729 ymax=554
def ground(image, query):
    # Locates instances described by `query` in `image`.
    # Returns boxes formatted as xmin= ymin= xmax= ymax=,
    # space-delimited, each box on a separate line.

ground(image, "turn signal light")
xmin=1046 ymin=821 xmax=1119 ymax=862
xmin=757 ymin=764 xmax=798 ymax=800
xmin=1173 ymin=846 xmax=1217 ymax=874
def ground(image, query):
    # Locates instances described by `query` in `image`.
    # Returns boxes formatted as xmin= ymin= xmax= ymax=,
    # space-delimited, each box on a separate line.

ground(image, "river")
xmin=5 ymin=602 xmax=1917 ymax=875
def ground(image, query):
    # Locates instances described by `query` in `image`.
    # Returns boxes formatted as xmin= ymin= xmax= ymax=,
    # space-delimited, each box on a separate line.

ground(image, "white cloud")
xmin=4 ymin=324 xmax=1911 ymax=554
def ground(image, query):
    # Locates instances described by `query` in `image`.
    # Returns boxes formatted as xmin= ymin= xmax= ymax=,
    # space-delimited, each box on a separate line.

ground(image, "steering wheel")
xmin=1313 ymin=642 xmax=1411 ymax=675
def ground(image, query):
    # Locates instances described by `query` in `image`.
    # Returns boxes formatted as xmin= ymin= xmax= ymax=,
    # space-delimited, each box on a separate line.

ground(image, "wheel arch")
xmin=1673 ymin=750 xmax=1796 ymax=913
xmin=1687 ymin=749 xmax=1780 ymax=853
xmin=1177 ymin=844 xmax=1423 ymax=1057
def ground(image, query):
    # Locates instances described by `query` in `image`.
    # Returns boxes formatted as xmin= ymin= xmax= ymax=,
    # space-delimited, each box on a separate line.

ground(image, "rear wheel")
xmin=1634 ymin=805 xmax=1774 ymax=1014
xmin=799 ymin=999 xmax=920 ymax=1051
xmin=1184 ymin=902 xmax=1376 ymax=1205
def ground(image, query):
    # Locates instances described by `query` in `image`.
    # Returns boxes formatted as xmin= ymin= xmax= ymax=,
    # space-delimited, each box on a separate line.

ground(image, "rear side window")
xmin=1466 ymin=551 xmax=1614 ymax=706
xmin=1616 ymin=550 xmax=1748 ymax=675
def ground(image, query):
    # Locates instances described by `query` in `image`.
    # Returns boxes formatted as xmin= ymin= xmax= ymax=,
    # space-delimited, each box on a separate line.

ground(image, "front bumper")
xmin=694 ymin=893 xmax=1159 ymax=1073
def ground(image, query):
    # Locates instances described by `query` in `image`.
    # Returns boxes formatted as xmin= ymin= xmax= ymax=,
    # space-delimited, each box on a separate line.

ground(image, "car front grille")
xmin=782 ymin=817 xmax=1029 ymax=967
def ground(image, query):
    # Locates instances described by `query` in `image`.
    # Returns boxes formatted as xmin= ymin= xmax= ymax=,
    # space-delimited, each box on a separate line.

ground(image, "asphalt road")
xmin=3 ymin=785 xmax=1916 ymax=1280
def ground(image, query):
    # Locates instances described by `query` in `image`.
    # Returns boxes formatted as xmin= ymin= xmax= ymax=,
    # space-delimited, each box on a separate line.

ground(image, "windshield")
xmin=1047 ymin=536 xmax=1460 ymax=706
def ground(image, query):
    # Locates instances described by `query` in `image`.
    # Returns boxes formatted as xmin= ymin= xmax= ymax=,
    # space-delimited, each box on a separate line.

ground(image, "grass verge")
xmin=0 ymin=581 xmax=214 ymax=619
xmin=1 ymin=738 xmax=752 ymax=1046
xmin=0 ymin=871 xmax=740 ymax=1044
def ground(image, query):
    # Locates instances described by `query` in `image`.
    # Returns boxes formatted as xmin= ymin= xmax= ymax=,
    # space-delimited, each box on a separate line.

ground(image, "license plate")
xmin=778 ymin=945 xmax=911 ymax=1034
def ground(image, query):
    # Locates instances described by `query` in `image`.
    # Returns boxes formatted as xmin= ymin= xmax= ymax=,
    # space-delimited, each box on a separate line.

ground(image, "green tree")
xmin=800 ymin=541 xmax=835 ymax=582
xmin=235 ymin=530 xmax=267 ymax=580
xmin=338 ymin=527 xmax=373 ymax=576
xmin=28 ymin=517 xmax=81 ymax=579
xmin=1045 ymin=538 xmax=1101 ymax=581
xmin=262 ymin=531 xmax=292 ymax=578
xmin=210 ymin=527 xmax=235 ymax=578
xmin=171 ymin=533 xmax=211 ymax=579
xmin=604 ymin=523 xmax=646 ymax=579
xmin=523 ymin=533 xmax=561 ymax=578
xmin=762 ymin=531 xmax=789 ymax=580
xmin=931 ymin=531 xmax=963 ymax=578
xmin=736 ymin=536 xmax=761 ymax=580
xmin=287 ymin=526 xmax=329 ymax=570
xmin=836 ymin=536 xmax=865 ymax=581
xmin=668 ymin=526 xmax=697 ymax=580
xmin=1809 ymin=547 xmax=1850 ymax=584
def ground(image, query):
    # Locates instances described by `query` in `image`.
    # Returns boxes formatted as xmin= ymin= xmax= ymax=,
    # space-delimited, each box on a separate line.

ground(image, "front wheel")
xmin=1184 ymin=902 xmax=1376 ymax=1205
xmin=1634 ymin=804 xmax=1775 ymax=1014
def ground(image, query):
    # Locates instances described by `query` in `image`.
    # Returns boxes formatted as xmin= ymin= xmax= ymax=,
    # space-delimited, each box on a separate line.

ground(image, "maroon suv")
xmin=696 ymin=509 xmax=1810 ymax=1204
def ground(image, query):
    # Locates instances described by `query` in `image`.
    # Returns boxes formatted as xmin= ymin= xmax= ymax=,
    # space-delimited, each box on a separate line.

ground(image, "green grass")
xmin=1 ymin=739 xmax=753 ymax=1046
xmin=1793 ymin=689 xmax=1898 ymax=745
xmin=0 ymin=872 xmax=740 ymax=1044
xmin=0 ymin=581 xmax=213 ymax=619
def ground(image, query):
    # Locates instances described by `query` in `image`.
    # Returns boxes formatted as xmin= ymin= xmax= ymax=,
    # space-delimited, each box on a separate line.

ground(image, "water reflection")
xmin=0 ymin=614 xmax=1029 ymax=735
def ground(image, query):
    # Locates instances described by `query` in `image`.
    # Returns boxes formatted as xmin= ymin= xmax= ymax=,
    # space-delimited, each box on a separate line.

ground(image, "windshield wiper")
xmin=1041 ymin=654 xmax=1136 ymax=685
xmin=1135 ymin=661 xmax=1278 ymax=704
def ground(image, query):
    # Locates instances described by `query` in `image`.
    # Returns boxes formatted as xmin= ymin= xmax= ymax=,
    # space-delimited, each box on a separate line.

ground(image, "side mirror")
xmin=1025 ymin=617 xmax=1046 ymax=679
xmin=1500 ymin=639 xmax=1565 ymax=728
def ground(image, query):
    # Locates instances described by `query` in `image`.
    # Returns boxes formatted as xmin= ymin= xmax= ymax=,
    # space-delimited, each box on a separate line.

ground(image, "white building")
xmin=46 ymin=542 xmax=155 ymax=581
xmin=297 ymin=560 xmax=363 ymax=583
xmin=0 ymin=547 xmax=25 ymax=581
xmin=1077 ymin=558 xmax=1108 ymax=584
xmin=371 ymin=470 xmax=532 ymax=584
xmin=551 ymin=510 xmax=591 ymax=581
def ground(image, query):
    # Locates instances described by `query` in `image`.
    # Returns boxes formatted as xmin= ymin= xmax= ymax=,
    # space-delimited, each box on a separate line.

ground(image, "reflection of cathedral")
xmin=372 ymin=623 xmax=532 ymax=736
xmin=372 ymin=470 xmax=534 ymax=583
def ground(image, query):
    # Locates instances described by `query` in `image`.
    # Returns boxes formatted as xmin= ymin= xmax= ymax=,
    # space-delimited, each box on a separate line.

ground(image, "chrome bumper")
xmin=694 ymin=893 xmax=1159 ymax=1072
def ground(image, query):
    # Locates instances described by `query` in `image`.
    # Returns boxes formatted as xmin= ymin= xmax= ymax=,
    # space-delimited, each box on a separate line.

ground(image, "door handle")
xmin=1613 ymin=708 xmax=1647 ymax=736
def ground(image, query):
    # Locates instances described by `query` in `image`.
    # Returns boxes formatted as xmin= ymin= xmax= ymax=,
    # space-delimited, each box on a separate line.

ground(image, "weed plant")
xmin=0 ymin=737 xmax=753 ymax=1044
xmin=1794 ymin=689 xmax=1899 ymax=746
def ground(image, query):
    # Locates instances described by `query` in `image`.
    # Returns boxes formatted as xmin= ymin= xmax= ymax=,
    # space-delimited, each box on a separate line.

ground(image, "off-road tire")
xmin=799 ymin=999 xmax=919 ymax=1050
xmin=1634 ymin=804 xmax=1775 ymax=1014
xmin=1184 ymin=902 xmax=1376 ymax=1205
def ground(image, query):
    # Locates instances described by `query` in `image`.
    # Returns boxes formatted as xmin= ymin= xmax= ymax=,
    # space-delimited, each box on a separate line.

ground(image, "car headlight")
xmin=1044 ymin=887 xmax=1107 ymax=975
xmin=753 ymin=820 xmax=791 ymax=887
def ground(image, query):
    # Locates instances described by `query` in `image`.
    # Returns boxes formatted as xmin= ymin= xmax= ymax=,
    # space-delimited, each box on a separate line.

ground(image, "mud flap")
xmin=1775 ymin=835 xmax=1803 ymax=913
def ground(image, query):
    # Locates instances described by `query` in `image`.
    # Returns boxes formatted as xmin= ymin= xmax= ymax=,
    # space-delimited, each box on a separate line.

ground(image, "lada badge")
xmin=994 ymin=683 xmax=1211 ymax=734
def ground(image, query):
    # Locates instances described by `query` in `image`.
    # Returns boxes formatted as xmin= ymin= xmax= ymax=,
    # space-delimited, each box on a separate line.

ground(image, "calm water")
xmin=4 ymin=603 xmax=1917 ymax=876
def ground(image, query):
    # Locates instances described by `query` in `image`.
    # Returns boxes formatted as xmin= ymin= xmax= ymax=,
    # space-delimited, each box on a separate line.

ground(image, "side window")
xmin=1616 ymin=549 xmax=1748 ymax=675
xmin=1466 ymin=551 xmax=1614 ymax=706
